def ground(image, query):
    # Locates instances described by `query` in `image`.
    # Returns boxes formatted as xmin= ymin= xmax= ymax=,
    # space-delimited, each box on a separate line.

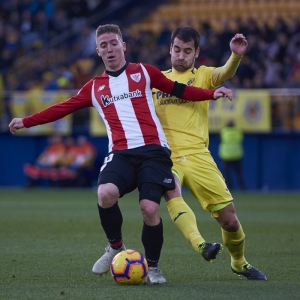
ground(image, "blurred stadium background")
xmin=1 ymin=2 xmax=300 ymax=298
xmin=0 ymin=0 xmax=300 ymax=190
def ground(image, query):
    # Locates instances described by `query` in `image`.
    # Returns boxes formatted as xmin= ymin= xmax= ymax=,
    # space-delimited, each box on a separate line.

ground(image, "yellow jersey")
xmin=153 ymin=66 xmax=217 ymax=158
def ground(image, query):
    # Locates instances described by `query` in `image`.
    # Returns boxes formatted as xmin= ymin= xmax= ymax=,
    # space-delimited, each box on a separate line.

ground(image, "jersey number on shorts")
xmin=104 ymin=153 xmax=114 ymax=164
xmin=100 ymin=153 xmax=114 ymax=172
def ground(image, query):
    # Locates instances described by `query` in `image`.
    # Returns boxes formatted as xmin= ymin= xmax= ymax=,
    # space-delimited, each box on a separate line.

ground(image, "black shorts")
xmin=98 ymin=144 xmax=175 ymax=198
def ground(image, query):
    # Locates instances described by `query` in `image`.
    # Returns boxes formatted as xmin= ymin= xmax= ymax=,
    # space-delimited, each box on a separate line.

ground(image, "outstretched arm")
xmin=182 ymin=84 xmax=232 ymax=101
xmin=212 ymin=34 xmax=248 ymax=86
xmin=8 ymin=80 xmax=94 ymax=134
xmin=145 ymin=64 xmax=231 ymax=101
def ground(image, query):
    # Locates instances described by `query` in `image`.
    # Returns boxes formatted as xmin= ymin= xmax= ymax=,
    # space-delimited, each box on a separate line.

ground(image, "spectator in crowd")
xmin=58 ymin=136 xmax=78 ymax=186
xmin=23 ymin=134 xmax=66 ymax=187
xmin=48 ymin=9 xmax=70 ymax=39
xmin=29 ymin=0 xmax=54 ymax=18
xmin=20 ymin=9 xmax=39 ymax=52
xmin=77 ymin=25 xmax=97 ymax=58
xmin=218 ymin=120 xmax=245 ymax=191
xmin=73 ymin=59 xmax=94 ymax=89
xmin=41 ymin=71 xmax=59 ymax=90
xmin=67 ymin=135 xmax=97 ymax=187
xmin=23 ymin=135 xmax=98 ymax=188
xmin=289 ymin=52 xmax=300 ymax=86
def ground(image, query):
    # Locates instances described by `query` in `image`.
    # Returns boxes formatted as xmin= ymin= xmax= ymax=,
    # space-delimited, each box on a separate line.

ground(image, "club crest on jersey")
xmin=130 ymin=73 xmax=141 ymax=82
xmin=187 ymin=78 xmax=195 ymax=86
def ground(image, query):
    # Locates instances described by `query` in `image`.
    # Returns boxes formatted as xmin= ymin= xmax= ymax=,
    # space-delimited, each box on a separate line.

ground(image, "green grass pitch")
xmin=1 ymin=189 xmax=300 ymax=299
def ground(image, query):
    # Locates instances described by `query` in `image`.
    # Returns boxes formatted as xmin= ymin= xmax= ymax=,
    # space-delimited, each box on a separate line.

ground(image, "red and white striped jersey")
xmin=92 ymin=63 xmax=170 ymax=151
xmin=23 ymin=63 xmax=214 ymax=152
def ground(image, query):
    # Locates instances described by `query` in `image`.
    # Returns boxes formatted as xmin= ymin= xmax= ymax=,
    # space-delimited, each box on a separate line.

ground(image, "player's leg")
xmin=93 ymin=182 xmax=126 ymax=275
xmin=196 ymin=151 xmax=266 ymax=280
xmin=178 ymin=152 xmax=227 ymax=260
xmin=211 ymin=202 xmax=245 ymax=268
xmin=214 ymin=203 xmax=267 ymax=280
xmin=92 ymin=152 xmax=136 ymax=275
xmin=164 ymin=172 xmax=206 ymax=253
xmin=137 ymin=145 xmax=174 ymax=284
xmin=139 ymin=183 xmax=166 ymax=284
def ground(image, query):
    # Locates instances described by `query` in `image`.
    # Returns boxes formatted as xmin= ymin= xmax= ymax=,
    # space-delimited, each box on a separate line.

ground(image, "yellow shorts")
xmin=172 ymin=148 xmax=233 ymax=211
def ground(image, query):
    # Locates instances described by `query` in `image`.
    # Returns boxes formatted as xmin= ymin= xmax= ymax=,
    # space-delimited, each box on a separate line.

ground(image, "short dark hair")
xmin=96 ymin=24 xmax=123 ymax=40
xmin=171 ymin=26 xmax=200 ymax=49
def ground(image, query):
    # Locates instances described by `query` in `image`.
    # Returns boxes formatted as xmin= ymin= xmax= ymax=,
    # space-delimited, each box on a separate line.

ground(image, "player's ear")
xmin=195 ymin=47 xmax=200 ymax=58
xmin=96 ymin=47 xmax=101 ymax=57
xmin=170 ymin=44 xmax=173 ymax=55
xmin=123 ymin=42 xmax=126 ymax=52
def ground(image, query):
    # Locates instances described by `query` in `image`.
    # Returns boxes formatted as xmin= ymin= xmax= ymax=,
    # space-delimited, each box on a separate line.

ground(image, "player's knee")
xmin=140 ymin=200 xmax=160 ymax=224
xmin=221 ymin=216 xmax=239 ymax=232
xmin=97 ymin=183 xmax=119 ymax=208
xmin=140 ymin=200 xmax=159 ymax=216
xmin=138 ymin=183 xmax=163 ymax=224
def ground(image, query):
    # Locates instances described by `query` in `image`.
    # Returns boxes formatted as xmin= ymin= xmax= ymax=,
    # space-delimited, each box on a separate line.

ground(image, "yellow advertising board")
xmin=10 ymin=91 xmax=72 ymax=135
xmin=209 ymin=89 xmax=271 ymax=132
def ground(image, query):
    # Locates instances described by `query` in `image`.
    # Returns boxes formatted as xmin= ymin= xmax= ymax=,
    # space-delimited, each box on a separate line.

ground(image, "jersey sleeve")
xmin=212 ymin=53 xmax=242 ymax=86
xmin=23 ymin=80 xmax=94 ymax=128
xmin=144 ymin=64 xmax=215 ymax=101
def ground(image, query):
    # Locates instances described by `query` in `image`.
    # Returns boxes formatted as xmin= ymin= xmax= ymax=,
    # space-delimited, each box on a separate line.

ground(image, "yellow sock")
xmin=221 ymin=222 xmax=246 ymax=269
xmin=166 ymin=197 xmax=205 ymax=252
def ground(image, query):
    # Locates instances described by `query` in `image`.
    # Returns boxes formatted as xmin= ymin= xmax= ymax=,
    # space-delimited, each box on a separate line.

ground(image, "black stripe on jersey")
xmin=171 ymin=81 xmax=185 ymax=99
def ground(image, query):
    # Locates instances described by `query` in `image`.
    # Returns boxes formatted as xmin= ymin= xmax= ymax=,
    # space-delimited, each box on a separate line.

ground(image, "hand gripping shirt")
xmin=23 ymin=63 xmax=215 ymax=152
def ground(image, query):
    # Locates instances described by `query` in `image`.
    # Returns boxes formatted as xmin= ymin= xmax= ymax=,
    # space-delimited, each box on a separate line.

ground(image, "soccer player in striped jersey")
xmin=9 ymin=24 xmax=233 ymax=284
xmin=153 ymin=26 xmax=266 ymax=280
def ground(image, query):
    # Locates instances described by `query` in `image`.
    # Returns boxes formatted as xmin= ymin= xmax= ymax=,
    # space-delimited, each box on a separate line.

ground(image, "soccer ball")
xmin=110 ymin=249 xmax=148 ymax=285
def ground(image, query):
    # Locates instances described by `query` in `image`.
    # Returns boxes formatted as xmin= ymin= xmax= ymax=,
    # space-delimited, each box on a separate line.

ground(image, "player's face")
xmin=96 ymin=32 xmax=126 ymax=71
xmin=170 ymin=37 xmax=199 ymax=72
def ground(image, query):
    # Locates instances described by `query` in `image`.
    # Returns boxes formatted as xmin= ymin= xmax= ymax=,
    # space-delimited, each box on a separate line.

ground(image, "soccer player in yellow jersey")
xmin=153 ymin=26 xmax=266 ymax=280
